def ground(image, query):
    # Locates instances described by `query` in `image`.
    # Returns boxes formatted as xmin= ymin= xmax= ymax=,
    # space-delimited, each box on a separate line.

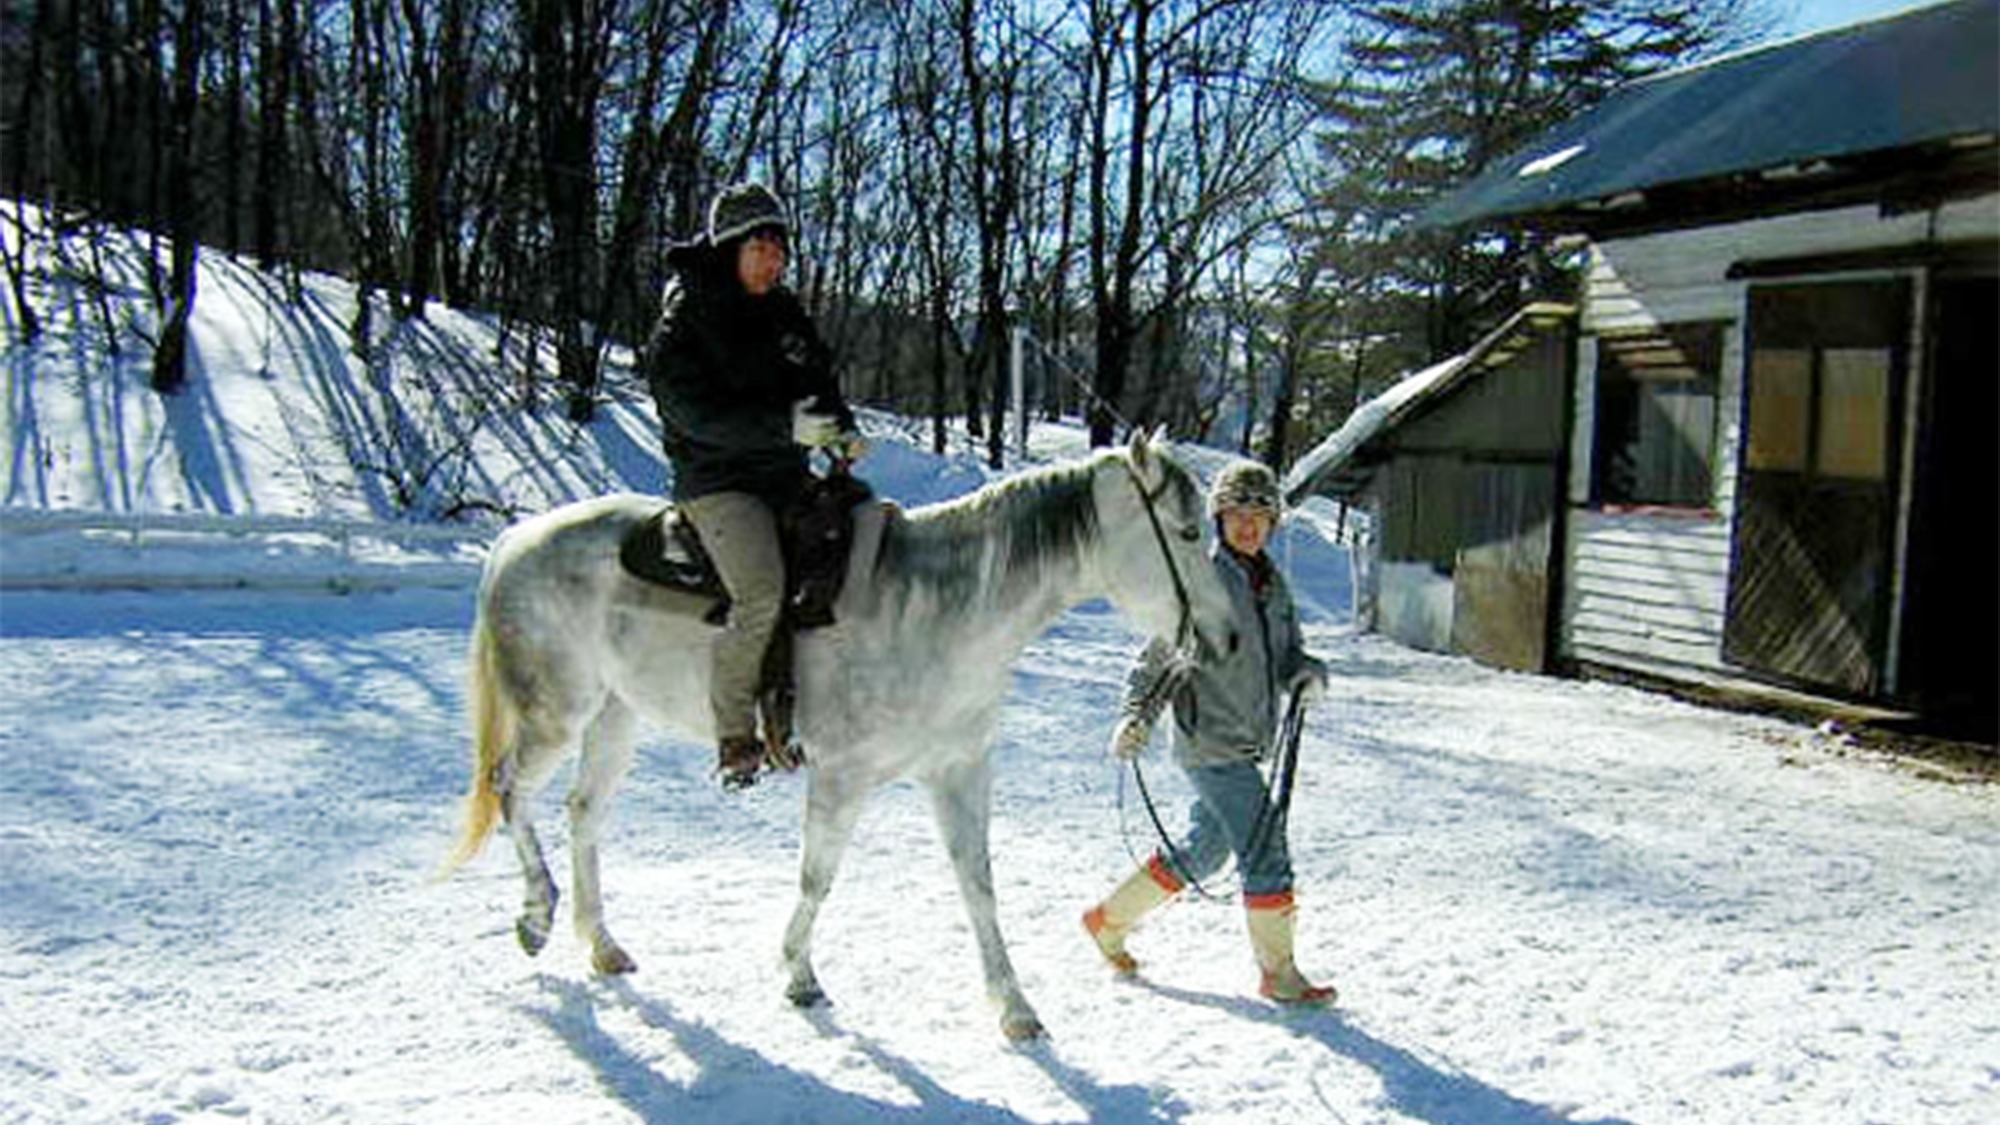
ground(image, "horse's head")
xmin=1092 ymin=428 xmax=1235 ymax=658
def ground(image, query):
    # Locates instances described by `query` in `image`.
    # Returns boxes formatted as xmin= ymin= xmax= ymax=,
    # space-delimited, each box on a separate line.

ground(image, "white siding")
xmin=1563 ymin=510 xmax=1733 ymax=677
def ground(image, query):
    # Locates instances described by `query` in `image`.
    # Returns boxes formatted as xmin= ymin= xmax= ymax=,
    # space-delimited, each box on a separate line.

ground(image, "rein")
xmin=1117 ymin=456 xmax=1220 ymax=896
xmin=1121 ymin=689 xmax=1310 ymax=904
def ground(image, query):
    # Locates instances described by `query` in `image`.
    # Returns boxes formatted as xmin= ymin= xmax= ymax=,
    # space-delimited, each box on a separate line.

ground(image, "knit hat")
xmin=1208 ymin=459 xmax=1282 ymax=518
xmin=706 ymin=182 xmax=790 ymax=246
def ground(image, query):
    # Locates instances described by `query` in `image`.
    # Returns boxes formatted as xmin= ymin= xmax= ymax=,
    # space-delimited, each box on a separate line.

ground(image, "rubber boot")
xmin=1082 ymin=856 xmax=1183 ymax=975
xmin=1245 ymin=891 xmax=1337 ymax=1005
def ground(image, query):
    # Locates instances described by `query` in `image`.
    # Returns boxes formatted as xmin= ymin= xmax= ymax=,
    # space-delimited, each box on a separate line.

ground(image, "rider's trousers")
xmin=681 ymin=491 xmax=785 ymax=744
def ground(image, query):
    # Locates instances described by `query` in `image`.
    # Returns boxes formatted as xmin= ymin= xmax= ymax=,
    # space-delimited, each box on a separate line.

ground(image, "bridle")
xmin=1121 ymin=457 xmax=1198 ymax=653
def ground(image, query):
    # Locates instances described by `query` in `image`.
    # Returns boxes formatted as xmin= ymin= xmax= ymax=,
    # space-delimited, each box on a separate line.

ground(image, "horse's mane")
xmin=874 ymin=445 xmax=1200 ymax=609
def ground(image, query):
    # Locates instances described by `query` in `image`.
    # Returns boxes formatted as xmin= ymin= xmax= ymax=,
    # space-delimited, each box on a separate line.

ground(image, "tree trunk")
xmin=401 ymin=0 xmax=439 ymax=316
xmin=151 ymin=0 xmax=205 ymax=394
xmin=253 ymin=0 xmax=296 ymax=268
xmin=523 ymin=0 xmax=606 ymax=421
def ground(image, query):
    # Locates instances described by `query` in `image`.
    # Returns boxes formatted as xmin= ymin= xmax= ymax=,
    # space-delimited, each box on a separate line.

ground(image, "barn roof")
xmin=1422 ymin=0 xmax=2000 ymax=234
xmin=1283 ymin=303 xmax=1573 ymax=505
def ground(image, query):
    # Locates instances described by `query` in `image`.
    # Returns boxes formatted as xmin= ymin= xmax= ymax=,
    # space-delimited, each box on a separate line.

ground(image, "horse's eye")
xmin=1179 ymin=525 xmax=1201 ymax=542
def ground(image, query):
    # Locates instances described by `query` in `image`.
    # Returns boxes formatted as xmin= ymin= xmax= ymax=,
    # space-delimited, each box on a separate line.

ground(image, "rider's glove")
xmin=834 ymin=431 xmax=869 ymax=461
xmin=1108 ymin=716 xmax=1151 ymax=761
xmin=792 ymin=402 xmax=842 ymax=448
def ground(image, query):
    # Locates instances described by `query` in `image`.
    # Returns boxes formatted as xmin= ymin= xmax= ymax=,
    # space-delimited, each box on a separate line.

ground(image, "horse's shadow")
xmin=525 ymin=975 xmax=1184 ymax=1124
xmin=796 ymin=1004 xmax=1191 ymax=1124
xmin=1133 ymin=979 xmax=1639 ymax=1125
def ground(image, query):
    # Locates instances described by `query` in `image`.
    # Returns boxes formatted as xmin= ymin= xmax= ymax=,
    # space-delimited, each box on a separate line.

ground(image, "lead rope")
xmin=1121 ymin=688 xmax=1307 ymax=905
xmin=1114 ymin=458 xmax=1230 ymax=898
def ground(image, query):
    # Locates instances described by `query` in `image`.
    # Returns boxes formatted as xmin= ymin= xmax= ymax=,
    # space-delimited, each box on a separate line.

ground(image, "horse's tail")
xmin=438 ymin=597 xmax=514 ymax=878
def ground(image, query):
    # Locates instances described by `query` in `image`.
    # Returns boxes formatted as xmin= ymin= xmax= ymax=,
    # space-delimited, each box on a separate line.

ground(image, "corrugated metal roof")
xmin=1422 ymin=0 xmax=1999 ymax=230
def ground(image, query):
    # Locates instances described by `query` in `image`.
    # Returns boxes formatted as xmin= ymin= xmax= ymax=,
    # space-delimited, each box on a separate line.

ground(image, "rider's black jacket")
xmin=642 ymin=240 xmax=854 ymax=510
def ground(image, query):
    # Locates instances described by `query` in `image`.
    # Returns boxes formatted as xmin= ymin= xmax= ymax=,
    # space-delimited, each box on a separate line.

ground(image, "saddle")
xmin=617 ymin=469 xmax=878 ymax=772
xmin=617 ymin=469 xmax=875 ymax=627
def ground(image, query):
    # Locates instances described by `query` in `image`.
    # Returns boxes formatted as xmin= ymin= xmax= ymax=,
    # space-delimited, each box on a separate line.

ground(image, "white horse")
xmin=440 ymin=430 xmax=1231 ymax=1039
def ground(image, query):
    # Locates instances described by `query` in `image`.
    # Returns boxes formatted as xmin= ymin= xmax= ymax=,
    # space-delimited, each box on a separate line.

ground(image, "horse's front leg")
xmin=781 ymin=770 xmax=869 ymax=1008
xmin=569 ymin=699 xmax=639 ymax=975
xmin=929 ymin=757 xmax=1043 ymax=1040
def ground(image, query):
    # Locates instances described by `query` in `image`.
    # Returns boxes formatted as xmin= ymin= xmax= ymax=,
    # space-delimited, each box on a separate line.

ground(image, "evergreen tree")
xmin=1311 ymin=0 xmax=1771 ymax=385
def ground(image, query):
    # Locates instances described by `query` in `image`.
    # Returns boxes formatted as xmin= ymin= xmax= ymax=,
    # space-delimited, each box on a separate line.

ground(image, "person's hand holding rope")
xmin=1109 ymin=716 xmax=1151 ymax=761
xmin=1288 ymin=661 xmax=1328 ymax=706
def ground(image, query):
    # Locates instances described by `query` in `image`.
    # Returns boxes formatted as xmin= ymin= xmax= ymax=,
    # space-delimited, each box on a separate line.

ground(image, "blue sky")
xmin=1786 ymin=0 xmax=1943 ymax=34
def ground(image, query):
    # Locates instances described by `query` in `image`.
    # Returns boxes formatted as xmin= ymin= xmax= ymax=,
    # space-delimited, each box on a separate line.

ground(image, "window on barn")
xmin=1743 ymin=281 xmax=1902 ymax=483
xmin=1591 ymin=322 xmax=1724 ymax=508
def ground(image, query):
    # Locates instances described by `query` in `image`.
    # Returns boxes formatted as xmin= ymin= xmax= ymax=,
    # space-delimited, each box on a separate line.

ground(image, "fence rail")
xmin=0 ymin=507 xmax=493 ymax=591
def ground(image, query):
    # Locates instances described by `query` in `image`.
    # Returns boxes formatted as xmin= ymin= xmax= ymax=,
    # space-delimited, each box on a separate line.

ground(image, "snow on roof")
xmin=1283 ymin=302 xmax=1573 ymax=503
xmin=1282 ymin=352 xmax=1467 ymax=504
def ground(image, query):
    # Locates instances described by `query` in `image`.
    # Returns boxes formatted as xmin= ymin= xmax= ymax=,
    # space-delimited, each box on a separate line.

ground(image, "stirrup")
xmin=764 ymin=740 xmax=806 ymax=772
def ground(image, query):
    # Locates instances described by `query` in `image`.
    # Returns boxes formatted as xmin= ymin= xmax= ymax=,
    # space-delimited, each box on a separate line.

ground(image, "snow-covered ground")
xmin=3 ymin=581 xmax=1995 ymax=1124
xmin=3 ymin=210 xmax=1996 ymax=1123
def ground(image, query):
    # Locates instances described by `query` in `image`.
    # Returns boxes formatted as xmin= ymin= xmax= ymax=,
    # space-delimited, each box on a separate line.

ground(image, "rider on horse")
xmin=642 ymin=182 xmax=864 ymax=788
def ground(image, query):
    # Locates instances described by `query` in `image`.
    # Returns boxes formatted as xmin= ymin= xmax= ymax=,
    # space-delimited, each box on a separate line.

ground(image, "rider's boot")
xmin=1082 ymin=855 xmax=1182 ymax=976
xmin=1246 ymin=891 xmax=1337 ymax=1005
xmin=718 ymin=735 xmax=764 ymax=790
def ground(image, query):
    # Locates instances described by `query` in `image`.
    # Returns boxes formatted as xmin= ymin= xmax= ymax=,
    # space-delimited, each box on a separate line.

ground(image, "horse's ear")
xmin=1128 ymin=424 xmax=1168 ymax=477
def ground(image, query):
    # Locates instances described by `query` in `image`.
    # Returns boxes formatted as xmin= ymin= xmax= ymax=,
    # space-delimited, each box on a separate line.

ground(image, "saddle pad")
xmin=617 ymin=507 xmax=725 ymax=597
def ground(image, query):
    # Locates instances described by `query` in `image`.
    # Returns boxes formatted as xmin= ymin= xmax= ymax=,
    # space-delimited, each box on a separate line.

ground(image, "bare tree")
xmin=888 ymin=2 xmax=972 ymax=454
xmin=952 ymin=0 xmax=1033 ymax=468
xmin=520 ymin=0 xmax=615 ymax=420
xmin=150 ymin=0 xmax=207 ymax=393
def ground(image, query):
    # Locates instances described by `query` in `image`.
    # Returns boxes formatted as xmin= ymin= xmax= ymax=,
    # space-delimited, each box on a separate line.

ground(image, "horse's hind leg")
xmin=929 ymin=758 xmax=1043 ymax=1040
xmin=781 ymin=770 xmax=869 ymax=1008
xmin=569 ymin=697 xmax=639 ymax=975
xmin=500 ymin=734 xmax=568 ymax=957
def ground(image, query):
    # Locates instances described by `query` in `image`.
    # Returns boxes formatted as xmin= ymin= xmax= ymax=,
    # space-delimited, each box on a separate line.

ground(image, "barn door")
xmin=1450 ymin=461 xmax=1556 ymax=673
xmin=1724 ymin=280 xmax=1908 ymax=694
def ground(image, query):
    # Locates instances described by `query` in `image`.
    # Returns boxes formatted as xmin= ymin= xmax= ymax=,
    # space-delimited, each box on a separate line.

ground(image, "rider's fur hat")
xmin=1208 ymin=459 xmax=1282 ymax=519
xmin=707 ymin=182 xmax=790 ymax=246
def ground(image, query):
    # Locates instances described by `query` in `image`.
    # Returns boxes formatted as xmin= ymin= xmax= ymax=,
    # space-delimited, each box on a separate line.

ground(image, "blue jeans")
xmin=1158 ymin=761 xmax=1293 ymax=898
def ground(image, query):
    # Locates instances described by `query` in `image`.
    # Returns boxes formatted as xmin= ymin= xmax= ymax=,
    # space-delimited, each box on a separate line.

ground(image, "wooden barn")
xmin=1288 ymin=0 xmax=1998 ymax=740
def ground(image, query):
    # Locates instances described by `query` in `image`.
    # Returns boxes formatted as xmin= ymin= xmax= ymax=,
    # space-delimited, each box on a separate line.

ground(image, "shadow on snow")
xmin=527 ymin=975 xmax=1188 ymax=1124
xmin=1135 ymin=979 xmax=1638 ymax=1125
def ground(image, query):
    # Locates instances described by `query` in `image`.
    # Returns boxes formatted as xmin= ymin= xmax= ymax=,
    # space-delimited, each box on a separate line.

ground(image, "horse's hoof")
xmin=786 ymin=981 xmax=827 ymax=1009
xmin=516 ymin=916 xmax=551 ymax=957
xmin=591 ymin=944 xmax=638 ymax=976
